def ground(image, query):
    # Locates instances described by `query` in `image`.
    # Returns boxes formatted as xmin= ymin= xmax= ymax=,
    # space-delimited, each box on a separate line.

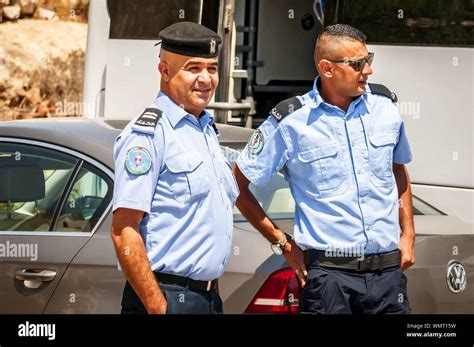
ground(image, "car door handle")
xmin=15 ymin=269 xmax=57 ymax=282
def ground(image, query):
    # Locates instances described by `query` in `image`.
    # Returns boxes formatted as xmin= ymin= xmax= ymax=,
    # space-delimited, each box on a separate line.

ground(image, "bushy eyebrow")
xmin=184 ymin=60 xmax=219 ymax=68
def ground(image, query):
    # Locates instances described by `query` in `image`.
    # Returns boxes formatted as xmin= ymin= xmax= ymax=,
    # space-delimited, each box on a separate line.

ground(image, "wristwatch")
xmin=271 ymin=233 xmax=292 ymax=255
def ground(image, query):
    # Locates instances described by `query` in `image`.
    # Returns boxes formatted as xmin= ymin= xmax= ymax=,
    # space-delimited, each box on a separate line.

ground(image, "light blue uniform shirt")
xmin=113 ymin=92 xmax=239 ymax=280
xmin=237 ymin=78 xmax=413 ymax=255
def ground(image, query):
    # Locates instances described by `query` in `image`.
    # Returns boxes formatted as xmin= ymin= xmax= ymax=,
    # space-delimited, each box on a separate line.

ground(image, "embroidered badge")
xmin=125 ymin=147 xmax=152 ymax=175
xmin=248 ymin=129 xmax=264 ymax=155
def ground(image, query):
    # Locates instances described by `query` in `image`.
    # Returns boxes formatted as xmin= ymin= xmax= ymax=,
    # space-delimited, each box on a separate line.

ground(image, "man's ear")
xmin=158 ymin=61 xmax=170 ymax=81
xmin=318 ymin=60 xmax=333 ymax=78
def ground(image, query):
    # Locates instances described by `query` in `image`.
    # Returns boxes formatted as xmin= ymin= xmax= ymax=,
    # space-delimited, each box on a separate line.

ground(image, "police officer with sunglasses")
xmin=234 ymin=24 xmax=415 ymax=314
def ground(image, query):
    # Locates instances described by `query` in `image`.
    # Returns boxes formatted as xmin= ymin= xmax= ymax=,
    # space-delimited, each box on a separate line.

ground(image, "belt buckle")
xmin=358 ymin=256 xmax=372 ymax=272
xmin=206 ymin=281 xmax=212 ymax=292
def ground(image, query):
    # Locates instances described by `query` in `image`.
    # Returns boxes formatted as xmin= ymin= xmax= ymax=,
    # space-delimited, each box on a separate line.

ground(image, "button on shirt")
xmin=113 ymin=92 xmax=239 ymax=280
xmin=237 ymin=78 xmax=412 ymax=255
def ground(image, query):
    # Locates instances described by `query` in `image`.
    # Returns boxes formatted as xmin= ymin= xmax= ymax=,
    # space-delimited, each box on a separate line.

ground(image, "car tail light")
xmin=244 ymin=267 xmax=300 ymax=313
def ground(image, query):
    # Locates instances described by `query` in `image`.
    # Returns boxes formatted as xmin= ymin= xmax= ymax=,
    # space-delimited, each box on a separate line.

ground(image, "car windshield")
xmin=221 ymin=146 xmax=443 ymax=222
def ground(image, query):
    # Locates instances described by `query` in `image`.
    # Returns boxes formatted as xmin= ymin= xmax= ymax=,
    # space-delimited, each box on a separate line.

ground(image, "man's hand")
xmin=399 ymin=232 xmax=415 ymax=272
xmin=283 ymin=239 xmax=308 ymax=287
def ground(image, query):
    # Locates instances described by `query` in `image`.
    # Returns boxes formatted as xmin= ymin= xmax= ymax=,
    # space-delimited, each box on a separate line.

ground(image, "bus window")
xmin=107 ymin=0 xmax=202 ymax=40
xmin=326 ymin=0 xmax=474 ymax=47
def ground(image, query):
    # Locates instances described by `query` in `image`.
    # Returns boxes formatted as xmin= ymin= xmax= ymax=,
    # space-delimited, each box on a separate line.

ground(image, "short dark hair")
xmin=318 ymin=24 xmax=366 ymax=43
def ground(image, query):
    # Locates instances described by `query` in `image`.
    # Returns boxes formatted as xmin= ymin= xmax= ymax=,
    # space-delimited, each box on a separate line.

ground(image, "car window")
xmin=221 ymin=146 xmax=295 ymax=222
xmin=412 ymin=196 xmax=444 ymax=215
xmin=0 ymin=143 xmax=78 ymax=232
xmin=221 ymin=146 xmax=443 ymax=221
xmin=55 ymin=162 xmax=112 ymax=232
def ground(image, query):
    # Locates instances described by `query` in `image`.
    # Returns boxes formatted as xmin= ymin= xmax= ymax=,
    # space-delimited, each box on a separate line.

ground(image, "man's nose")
xmin=362 ymin=62 xmax=373 ymax=76
xmin=198 ymin=69 xmax=212 ymax=83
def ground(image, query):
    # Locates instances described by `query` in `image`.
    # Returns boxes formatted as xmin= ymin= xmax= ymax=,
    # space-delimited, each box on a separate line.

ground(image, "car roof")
xmin=0 ymin=117 xmax=253 ymax=170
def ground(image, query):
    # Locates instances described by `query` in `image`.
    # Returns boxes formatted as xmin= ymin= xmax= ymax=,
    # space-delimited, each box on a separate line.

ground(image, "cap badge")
xmin=210 ymin=39 xmax=216 ymax=54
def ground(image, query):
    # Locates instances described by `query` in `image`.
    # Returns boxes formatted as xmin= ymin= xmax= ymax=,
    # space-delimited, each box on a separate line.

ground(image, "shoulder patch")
xmin=125 ymin=147 xmax=152 ymax=175
xmin=132 ymin=108 xmax=162 ymax=135
xmin=270 ymin=97 xmax=303 ymax=122
xmin=248 ymin=129 xmax=264 ymax=155
xmin=368 ymin=83 xmax=398 ymax=103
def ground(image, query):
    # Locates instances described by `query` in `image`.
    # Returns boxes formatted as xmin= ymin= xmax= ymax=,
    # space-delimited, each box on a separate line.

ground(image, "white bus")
xmin=83 ymin=0 xmax=473 ymax=224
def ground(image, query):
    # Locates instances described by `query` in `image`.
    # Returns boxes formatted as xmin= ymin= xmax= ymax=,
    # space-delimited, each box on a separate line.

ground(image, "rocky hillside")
xmin=0 ymin=0 xmax=88 ymax=120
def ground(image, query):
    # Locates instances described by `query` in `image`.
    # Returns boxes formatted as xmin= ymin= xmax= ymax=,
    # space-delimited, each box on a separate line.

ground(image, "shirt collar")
xmin=154 ymin=91 xmax=214 ymax=129
xmin=154 ymin=91 xmax=188 ymax=128
xmin=199 ymin=109 xmax=215 ymax=130
xmin=311 ymin=77 xmax=325 ymax=108
xmin=310 ymin=76 xmax=368 ymax=114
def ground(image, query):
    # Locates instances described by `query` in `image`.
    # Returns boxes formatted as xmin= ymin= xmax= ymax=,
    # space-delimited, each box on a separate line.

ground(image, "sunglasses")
xmin=326 ymin=52 xmax=374 ymax=72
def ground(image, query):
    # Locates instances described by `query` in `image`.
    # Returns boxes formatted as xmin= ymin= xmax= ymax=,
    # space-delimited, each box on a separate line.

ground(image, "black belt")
xmin=304 ymin=249 xmax=401 ymax=272
xmin=154 ymin=272 xmax=217 ymax=292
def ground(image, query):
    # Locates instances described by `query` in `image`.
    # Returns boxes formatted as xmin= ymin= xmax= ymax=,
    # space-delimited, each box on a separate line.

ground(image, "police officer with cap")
xmin=234 ymin=24 xmax=415 ymax=314
xmin=111 ymin=21 xmax=239 ymax=314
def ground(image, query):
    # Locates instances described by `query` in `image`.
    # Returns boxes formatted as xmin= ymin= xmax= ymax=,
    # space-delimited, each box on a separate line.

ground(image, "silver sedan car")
xmin=0 ymin=118 xmax=472 ymax=313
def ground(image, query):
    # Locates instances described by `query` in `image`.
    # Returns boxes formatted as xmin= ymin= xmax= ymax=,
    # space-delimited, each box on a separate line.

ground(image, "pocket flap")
xmin=298 ymin=144 xmax=338 ymax=163
xmin=165 ymin=152 xmax=203 ymax=173
xmin=369 ymin=132 xmax=398 ymax=147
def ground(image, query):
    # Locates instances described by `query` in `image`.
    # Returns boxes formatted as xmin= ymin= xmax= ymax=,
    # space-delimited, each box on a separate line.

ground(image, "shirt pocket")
xmin=297 ymin=143 xmax=349 ymax=197
xmin=165 ymin=151 xmax=211 ymax=204
xmin=367 ymin=132 xmax=397 ymax=186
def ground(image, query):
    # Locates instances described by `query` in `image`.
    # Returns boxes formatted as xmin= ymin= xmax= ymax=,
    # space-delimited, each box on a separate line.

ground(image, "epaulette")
xmin=131 ymin=108 xmax=162 ymax=135
xmin=368 ymin=83 xmax=397 ymax=103
xmin=269 ymin=97 xmax=303 ymax=122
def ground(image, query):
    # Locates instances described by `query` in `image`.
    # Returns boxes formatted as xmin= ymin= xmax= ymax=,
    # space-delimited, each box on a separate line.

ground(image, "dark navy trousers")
xmin=299 ymin=265 xmax=411 ymax=314
xmin=121 ymin=281 xmax=223 ymax=314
